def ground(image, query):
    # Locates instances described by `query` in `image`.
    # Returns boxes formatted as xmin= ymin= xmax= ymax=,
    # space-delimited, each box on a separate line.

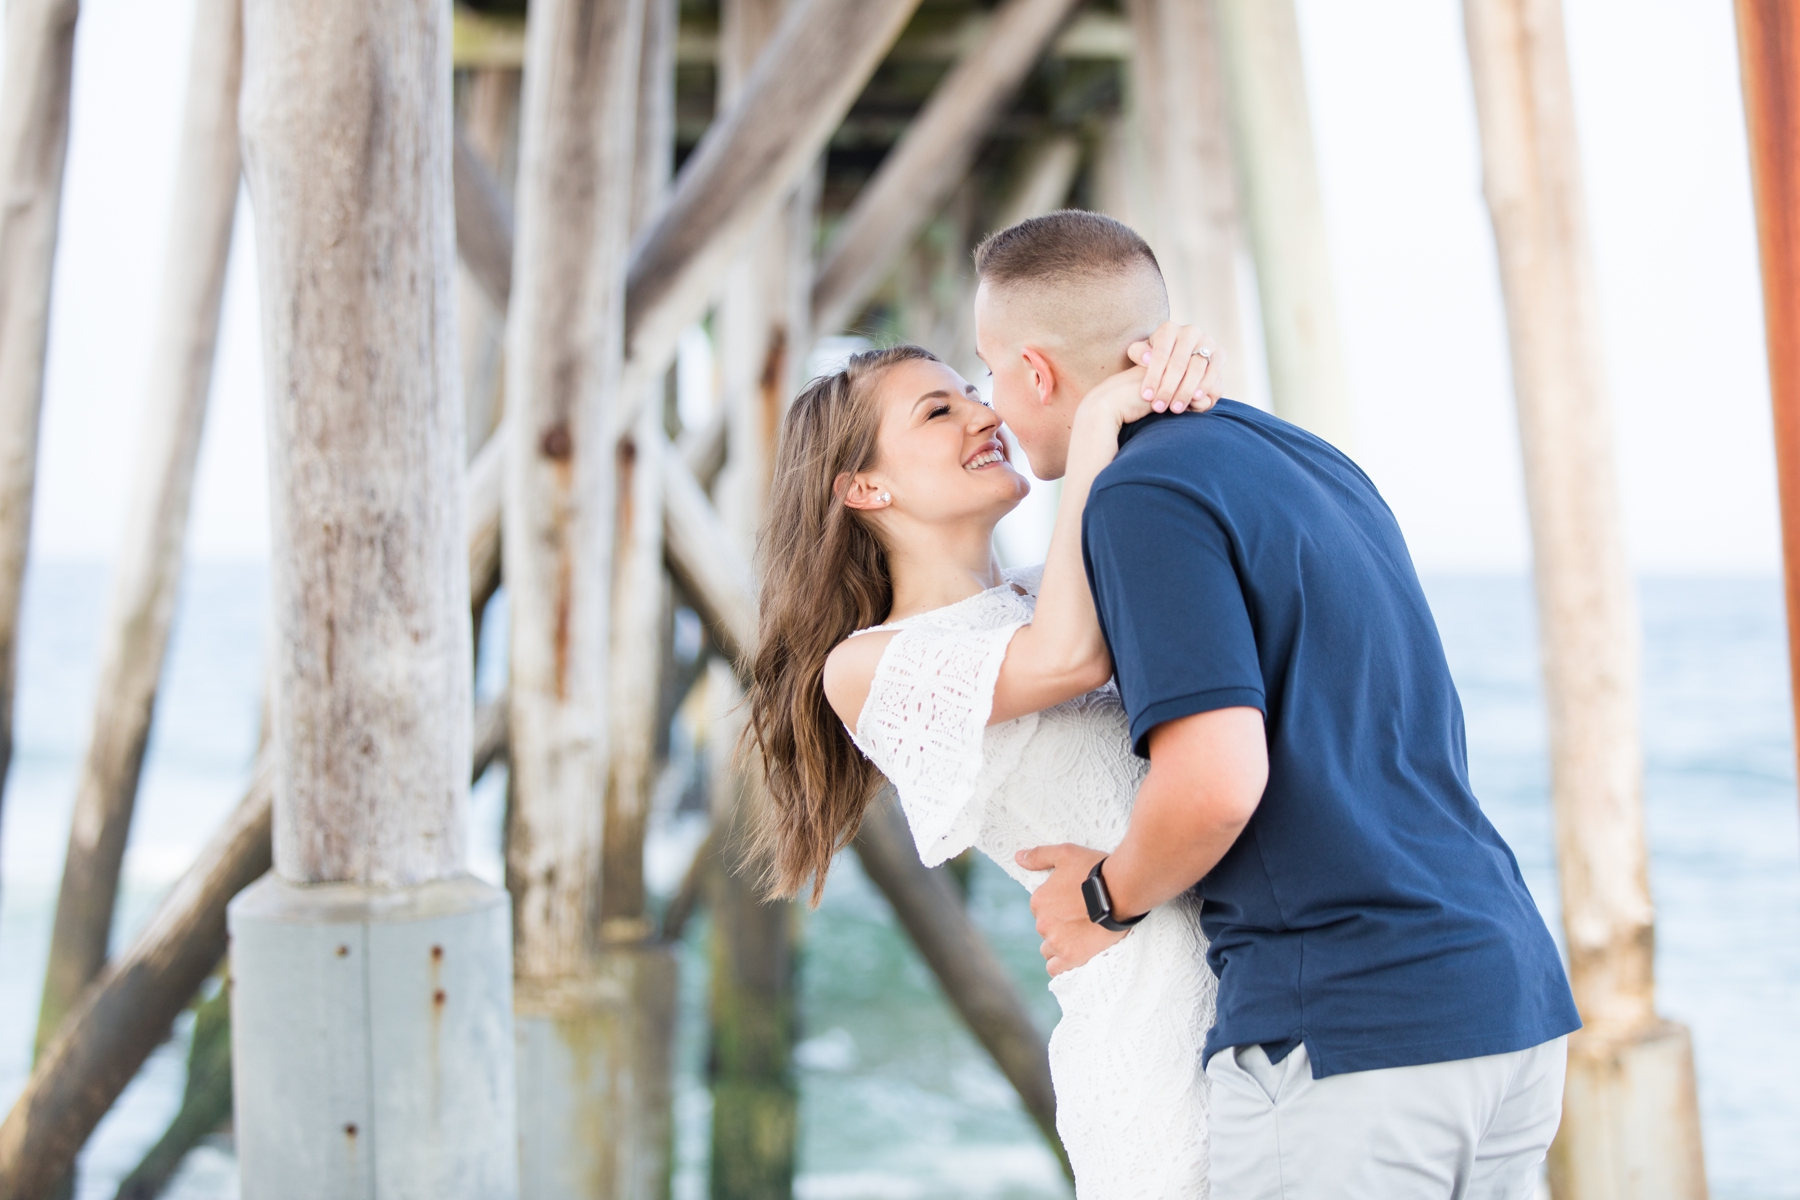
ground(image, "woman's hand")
xmin=1128 ymin=322 xmax=1222 ymax=414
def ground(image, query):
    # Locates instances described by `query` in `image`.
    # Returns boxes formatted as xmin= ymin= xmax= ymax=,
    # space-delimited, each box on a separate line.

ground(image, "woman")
xmin=748 ymin=326 xmax=1220 ymax=1197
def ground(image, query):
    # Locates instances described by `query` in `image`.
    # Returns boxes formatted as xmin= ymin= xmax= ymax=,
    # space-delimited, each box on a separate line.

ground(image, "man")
xmin=975 ymin=211 xmax=1580 ymax=1198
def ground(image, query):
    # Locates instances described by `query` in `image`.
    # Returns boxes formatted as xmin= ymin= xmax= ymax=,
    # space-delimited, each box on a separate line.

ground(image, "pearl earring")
xmin=878 ymin=492 xmax=891 ymax=504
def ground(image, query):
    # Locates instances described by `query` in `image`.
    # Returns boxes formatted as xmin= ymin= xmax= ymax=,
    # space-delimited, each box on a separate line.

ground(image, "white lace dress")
xmin=849 ymin=567 xmax=1216 ymax=1199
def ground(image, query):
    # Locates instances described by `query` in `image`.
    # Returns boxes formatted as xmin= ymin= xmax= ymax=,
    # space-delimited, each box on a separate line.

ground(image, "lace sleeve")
xmin=850 ymin=619 xmax=1037 ymax=867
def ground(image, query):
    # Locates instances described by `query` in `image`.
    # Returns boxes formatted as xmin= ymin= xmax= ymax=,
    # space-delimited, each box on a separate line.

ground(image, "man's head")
xmin=973 ymin=211 xmax=1170 ymax=478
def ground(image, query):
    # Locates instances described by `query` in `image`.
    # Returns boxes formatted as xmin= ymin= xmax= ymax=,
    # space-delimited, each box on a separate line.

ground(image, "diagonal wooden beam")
xmin=810 ymin=0 xmax=1082 ymax=339
xmin=453 ymin=120 xmax=515 ymax=312
xmin=0 ymin=456 xmax=532 ymax=1198
xmin=621 ymin=0 xmax=922 ymax=405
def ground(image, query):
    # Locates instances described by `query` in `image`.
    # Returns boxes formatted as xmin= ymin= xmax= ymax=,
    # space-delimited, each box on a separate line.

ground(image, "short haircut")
xmin=973 ymin=210 xmax=1163 ymax=288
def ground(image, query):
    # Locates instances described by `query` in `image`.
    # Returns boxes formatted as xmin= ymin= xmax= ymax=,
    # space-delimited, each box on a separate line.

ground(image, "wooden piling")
xmin=0 ymin=0 xmax=79 ymax=906
xmin=1462 ymin=2 xmax=1707 ymax=1195
xmin=503 ymin=0 xmax=659 ymax=1194
xmin=1122 ymin=0 xmax=1250 ymax=398
xmin=0 ymin=452 xmax=517 ymax=1198
xmin=1214 ymin=0 xmax=1354 ymax=447
xmin=1732 ymin=0 xmax=1800 ymax=812
xmin=34 ymin=0 xmax=242 ymax=1065
xmin=709 ymin=5 xmax=807 ymax=1190
xmin=456 ymin=68 xmax=521 ymax=461
xmin=231 ymin=0 xmax=517 ymax=1191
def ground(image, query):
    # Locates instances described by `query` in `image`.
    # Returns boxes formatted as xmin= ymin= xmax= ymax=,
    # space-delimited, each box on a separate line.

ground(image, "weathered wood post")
xmin=1462 ymin=2 xmax=1708 ymax=1196
xmin=229 ymin=0 xmax=518 ymax=1194
xmin=1733 ymin=0 xmax=1800 ymax=812
xmin=0 ymin=0 xmax=79 ymax=902
xmin=590 ymin=0 xmax=682 ymax=1194
xmin=34 ymin=0 xmax=242 ymax=1064
xmin=1122 ymin=0 xmax=1250 ymax=398
xmin=456 ymin=67 xmax=521 ymax=461
xmin=501 ymin=0 xmax=650 ymax=1194
xmin=709 ymin=4 xmax=808 ymax=1191
xmin=1213 ymin=0 xmax=1354 ymax=448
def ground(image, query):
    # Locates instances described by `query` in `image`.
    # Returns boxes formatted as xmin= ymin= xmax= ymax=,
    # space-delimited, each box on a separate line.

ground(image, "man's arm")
xmin=1017 ymin=705 xmax=1267 ymax=975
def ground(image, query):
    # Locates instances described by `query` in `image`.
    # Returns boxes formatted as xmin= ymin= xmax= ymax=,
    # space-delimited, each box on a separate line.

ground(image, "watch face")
xmin=1081 ymin=872 xmax=1109 ymax=924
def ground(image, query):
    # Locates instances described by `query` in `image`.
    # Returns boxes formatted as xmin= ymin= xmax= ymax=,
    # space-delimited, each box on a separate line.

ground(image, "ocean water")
xmin=0 ymin=563 xmax=1794 ymax=1199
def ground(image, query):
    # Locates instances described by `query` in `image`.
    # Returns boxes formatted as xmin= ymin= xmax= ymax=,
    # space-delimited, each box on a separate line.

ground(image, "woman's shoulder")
xmin=822 ymin=628 xmax=897 ymax=732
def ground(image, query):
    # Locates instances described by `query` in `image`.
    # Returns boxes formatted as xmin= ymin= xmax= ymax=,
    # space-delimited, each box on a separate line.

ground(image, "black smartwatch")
xmin=1081 ymin=858 xmax=1147 ymax=933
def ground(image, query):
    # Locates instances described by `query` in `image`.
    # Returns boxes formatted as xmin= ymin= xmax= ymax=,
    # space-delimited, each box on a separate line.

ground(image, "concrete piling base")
xmin=514 ymin=944 xmax=680 ymax=1200
xmin=1550 ymin=1019 xmax=1709 ymax=1200
xmin=228 ymin=874 xmax=519 ymax=1200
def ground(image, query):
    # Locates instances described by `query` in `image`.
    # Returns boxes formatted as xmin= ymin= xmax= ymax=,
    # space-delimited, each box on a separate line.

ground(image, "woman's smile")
xmin=964 ymin=439 xmax=1008 ymax=470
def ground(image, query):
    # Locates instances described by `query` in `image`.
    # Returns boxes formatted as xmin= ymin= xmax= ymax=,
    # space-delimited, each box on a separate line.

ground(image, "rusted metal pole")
xmin=1733 ymin=0 xmax=1800 ymax=810
xmin=34 ymin=0 xmax=242 ymax=1065
xmin=1462 ymin=2 xmax=1707 ymax=1196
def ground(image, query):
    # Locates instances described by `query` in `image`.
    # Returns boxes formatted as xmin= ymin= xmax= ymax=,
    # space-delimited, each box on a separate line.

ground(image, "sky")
xmin=16 ymin=0 xmax=1784 ymax=575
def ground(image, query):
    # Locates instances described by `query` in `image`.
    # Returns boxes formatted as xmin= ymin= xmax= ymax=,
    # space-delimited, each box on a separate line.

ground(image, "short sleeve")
xmin=849 ymin=620 xmax=1038 ymax=866
xmin=1082 ymin=481 xmax=1265 ymax=756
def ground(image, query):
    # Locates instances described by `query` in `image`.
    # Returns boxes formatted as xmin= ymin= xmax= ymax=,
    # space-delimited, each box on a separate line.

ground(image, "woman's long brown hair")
xmin=745 ymin=344 xmax=938 ymax=903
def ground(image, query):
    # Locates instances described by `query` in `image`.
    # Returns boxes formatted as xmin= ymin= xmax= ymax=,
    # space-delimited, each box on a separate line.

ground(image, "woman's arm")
xmin=822 ymin=324 xmax=1220 ymax=732
xmin=987 ymin=325 xmax=1218 ymax=723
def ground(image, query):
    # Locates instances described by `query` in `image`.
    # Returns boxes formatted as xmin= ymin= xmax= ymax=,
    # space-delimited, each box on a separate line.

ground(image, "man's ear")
xmin=835 ymin=470 xmax=890 ymax=513
xmin=1020 ymin=346 xmax=1057 ymax=407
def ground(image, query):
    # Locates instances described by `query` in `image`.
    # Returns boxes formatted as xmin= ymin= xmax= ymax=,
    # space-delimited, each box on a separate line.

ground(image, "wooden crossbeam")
xmin=621 ymin=0 xmax=922 ymax=408
xmin=451 ymin=6 xmax=1131 ymax=70
xmin=811 ymin=0 xmax=1083 ymax=339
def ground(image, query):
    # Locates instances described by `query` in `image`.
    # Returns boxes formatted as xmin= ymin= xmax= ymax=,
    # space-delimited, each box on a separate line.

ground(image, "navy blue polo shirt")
xmin=1081 ymin=400 xmax=1579 ymax=1078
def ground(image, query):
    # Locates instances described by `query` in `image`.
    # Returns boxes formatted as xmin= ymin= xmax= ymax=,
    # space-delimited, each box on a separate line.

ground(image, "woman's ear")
xmin=836 ymin=471 xmax=891 ymax=512
xmin=1020 ymin=346 xmax=1056 ymax=406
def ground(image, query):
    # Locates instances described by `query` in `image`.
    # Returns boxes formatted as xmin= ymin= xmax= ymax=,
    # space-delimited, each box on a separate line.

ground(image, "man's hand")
xmin=1016 ymin=843 xmax=1126 ymax=976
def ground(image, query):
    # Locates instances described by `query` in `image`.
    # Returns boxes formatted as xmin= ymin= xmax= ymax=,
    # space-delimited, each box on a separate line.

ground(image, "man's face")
xmin=974 ymin=280 xmax=1072 ymax=480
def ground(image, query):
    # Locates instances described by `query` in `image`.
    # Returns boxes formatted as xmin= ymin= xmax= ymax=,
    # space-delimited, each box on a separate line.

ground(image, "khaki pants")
xmin=1205 ymin=1037 xmax=1567 ymax=1199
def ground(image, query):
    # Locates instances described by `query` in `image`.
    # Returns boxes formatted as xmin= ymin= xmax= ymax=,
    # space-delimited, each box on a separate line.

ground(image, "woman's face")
xmin=858 ymin=357 xmax=1030 ymax=529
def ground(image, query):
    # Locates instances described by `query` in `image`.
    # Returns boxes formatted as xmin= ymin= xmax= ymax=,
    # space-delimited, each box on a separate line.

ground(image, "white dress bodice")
xmin=849 ymin=567 xmax=1217 ymax=1199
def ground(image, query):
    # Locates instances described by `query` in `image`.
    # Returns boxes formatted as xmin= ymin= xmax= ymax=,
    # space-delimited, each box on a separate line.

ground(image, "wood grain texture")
xmin=599 ymin=0 xmax=679 ymax=932
xmin=0 ymin=0 xmax=79 ymax=906
xmin=453 ymin=68 xmax=520 ymax=461
xmin=1733 ymin=0 xmax=1800 ymax=806
xmin=1464 ymin=0 xmax=1656 ymax=1032
xmin=241 ymin=0 xmax=470 ymax=885
xmin=1123 ymin=0 xmax=1249 ymax=398
xmin=1214 ymin=0 xmax=1354 ymax=448
xmin=810 ymin=0 xmax=1082 ymax=338
xmin=35 ymin=0 xmax=242 ymax=1060
xmin=503 ymin=0 xmax=645 ymax=980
